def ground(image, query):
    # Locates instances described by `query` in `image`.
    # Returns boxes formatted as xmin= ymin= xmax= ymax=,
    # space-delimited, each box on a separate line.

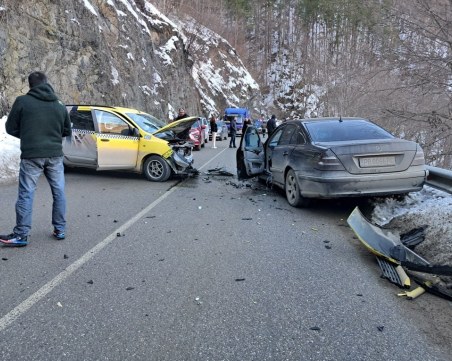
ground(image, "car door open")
xmin=236 ymin=126 xmax=265 ymax=180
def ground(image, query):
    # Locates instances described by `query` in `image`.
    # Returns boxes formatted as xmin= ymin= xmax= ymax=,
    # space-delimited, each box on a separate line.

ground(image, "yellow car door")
xmin=93 ymin=109 xmax=139 ymax=169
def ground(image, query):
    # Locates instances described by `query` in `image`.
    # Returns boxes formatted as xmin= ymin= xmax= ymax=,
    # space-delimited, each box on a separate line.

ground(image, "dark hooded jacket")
xmin=6 ymin=83 xmax=72 ymax=159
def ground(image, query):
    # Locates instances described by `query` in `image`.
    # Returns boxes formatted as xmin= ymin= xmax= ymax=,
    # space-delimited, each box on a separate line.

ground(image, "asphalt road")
xmin=0 ymin=139 xmax=451 ymax=361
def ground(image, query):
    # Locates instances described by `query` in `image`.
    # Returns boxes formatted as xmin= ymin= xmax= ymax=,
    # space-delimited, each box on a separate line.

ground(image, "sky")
xmin=1 ymin=114 xmax=451 ymax=268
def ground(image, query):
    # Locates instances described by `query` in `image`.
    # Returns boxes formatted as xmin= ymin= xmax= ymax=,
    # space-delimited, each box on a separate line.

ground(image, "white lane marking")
xmin=0 ymin=147 xmax=231 ymax=332
xmin=198 ymin=147 xmax=228 ymax=170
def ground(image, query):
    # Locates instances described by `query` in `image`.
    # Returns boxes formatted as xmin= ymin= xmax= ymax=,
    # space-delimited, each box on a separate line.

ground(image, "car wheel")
xmin=143 ymin=155 xmax=171 ymax=182
xmin=195 ymin=143 xmax=201 ymax=151
xmin=285 ymin=169 xmax=310 ymax=207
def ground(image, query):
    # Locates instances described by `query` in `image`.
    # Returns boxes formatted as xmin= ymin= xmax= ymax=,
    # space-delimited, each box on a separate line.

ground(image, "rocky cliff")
xmin=0 ymin=0 xmax=260 ymax=120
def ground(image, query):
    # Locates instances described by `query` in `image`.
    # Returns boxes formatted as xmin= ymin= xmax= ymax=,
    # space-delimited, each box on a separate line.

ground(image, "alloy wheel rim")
xmin=287 ymin=174 xmax=297 ymax=201
xmin=149 ymin=160 xmax=163 ymax=177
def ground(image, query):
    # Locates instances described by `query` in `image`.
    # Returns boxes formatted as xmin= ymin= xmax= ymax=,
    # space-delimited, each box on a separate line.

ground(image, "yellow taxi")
xmin=63 ymin=105 xmax=198 ymax=181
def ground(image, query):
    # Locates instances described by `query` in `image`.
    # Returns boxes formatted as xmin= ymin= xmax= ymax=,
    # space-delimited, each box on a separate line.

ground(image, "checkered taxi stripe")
xmin=73 ymin=129 xmax=139 ymax=140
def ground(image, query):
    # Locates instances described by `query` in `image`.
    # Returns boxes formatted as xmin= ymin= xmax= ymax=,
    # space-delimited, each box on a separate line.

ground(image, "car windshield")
xmin=191 ymin=120 xmax=200 ymax=129
xmin=125 ymin=112 xmax=166 ymax=133
xmin=305 ymin=120 xmax=394 ymax=142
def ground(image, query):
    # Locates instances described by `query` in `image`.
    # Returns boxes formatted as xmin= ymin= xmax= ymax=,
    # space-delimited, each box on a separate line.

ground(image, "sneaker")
xmin=53 ymin=230 xmax=65 ymax=240
xmin=0 ymin=233 xmax=28 ymax=247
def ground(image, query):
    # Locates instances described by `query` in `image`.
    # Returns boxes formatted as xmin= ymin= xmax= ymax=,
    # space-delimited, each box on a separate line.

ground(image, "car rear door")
xmin=268 ymin=125 xmax=298 ymax=185
xmin=64 ymin=106 xmax=97 ymax=166
xmin=93 ymin=109 xmax=140 ymax=170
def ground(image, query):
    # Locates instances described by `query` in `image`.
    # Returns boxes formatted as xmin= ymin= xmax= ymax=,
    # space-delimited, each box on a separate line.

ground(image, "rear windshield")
xmin=305 ymin=120 xmax=394 ymax=142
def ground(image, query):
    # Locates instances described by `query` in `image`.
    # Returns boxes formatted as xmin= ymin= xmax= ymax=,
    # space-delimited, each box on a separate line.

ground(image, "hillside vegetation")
xmin=159 ymin=0 xmax=452 ymax=167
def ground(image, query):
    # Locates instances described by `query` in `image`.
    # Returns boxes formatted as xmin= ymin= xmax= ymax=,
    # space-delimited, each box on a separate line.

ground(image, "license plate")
xmin=359 ymin=156 xmax=395 ymax=167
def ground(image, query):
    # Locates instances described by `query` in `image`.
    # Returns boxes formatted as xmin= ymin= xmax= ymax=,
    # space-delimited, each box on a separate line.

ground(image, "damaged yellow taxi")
xmin=64 ymin=105 xmax=198 ymax=181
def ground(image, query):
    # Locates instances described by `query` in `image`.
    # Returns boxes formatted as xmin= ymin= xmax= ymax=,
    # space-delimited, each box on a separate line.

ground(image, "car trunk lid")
xmin=318 ymin=139 xmax=418 ymax=174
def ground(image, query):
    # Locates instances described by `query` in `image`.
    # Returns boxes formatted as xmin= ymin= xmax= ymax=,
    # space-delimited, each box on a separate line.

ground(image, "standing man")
xmin=0 ymin=71 xmax=72 ymax=247
xmin=267 ymin=114 xmax=277 ymax=136
xmin=173 ymin=108 xmax=189 ymax=122
xmin=229 ymin=117 xmax=237 ymax=148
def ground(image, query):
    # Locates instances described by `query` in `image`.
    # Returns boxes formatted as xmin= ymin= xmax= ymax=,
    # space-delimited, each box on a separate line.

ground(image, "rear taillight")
xmin=411 ymin=146 xmax=425 ymax=166
xmin=316 ymin=150 xmax=343 ymax=170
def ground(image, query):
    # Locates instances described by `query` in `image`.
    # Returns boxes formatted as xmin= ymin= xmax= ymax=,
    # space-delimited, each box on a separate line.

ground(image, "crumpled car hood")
xmin=152 ymin=116 xmax=199 ymax=140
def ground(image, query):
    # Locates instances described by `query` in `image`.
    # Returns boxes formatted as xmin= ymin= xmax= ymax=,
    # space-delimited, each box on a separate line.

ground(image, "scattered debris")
xmin=126 ymin=287 xmax=134 ymax=291
xmin=400 ymin=226 xmax=427 ymax=249
xmin=2 ymin=257 xmax=7 ymax=261
xmin=242 ymin=217 xmax=252 ymax=220
xmin=310 ymin=326 xmax=321 ymax=331
xmin=57 ymin=302 xmax=63 ymax=308
xmin=87 ymin=280 xmax=94 ymax=284
xmin=377 ymin=326 xmax=385 ymax=332
xmin=398 ymin=286 xmax=426 ymax=300
xmin=235 ymin=278 xmax=246 ymax=282
xmin=206 ymin=167 xmax=234 ymax=177
xmin=376 ymin=257 xmax=410 ymax=288
xmin=63 ymin=254 xmax=69 ymax=259
xmin=325 ymin=245 xmax=332 ymax=249
xmin=348 ymin=207 xmax=452 ymax=301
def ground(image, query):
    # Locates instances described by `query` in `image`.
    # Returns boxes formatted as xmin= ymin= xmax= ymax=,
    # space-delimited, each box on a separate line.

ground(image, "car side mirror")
xmin=132 ymin=128 xmax=140 ymax=137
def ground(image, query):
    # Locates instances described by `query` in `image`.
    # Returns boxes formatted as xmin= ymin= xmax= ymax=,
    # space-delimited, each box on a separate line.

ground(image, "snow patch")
xmin=82 ymin=0 xmax=98 ymax=16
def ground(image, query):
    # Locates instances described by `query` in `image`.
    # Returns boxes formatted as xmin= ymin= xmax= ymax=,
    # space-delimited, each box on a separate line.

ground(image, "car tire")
xmin=143 ymin=155 xmax=171 ymax=182
xmin=285 ymin=169 xmax=310 ymax=207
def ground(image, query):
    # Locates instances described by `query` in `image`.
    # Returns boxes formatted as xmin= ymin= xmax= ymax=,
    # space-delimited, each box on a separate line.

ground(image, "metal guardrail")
xmin=425 ymin=165 xmax=452 ymax=194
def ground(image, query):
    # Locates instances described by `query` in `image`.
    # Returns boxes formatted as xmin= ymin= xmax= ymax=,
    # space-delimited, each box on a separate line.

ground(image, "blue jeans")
xmin=14 ymin=157 xmax=66 ymax=237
